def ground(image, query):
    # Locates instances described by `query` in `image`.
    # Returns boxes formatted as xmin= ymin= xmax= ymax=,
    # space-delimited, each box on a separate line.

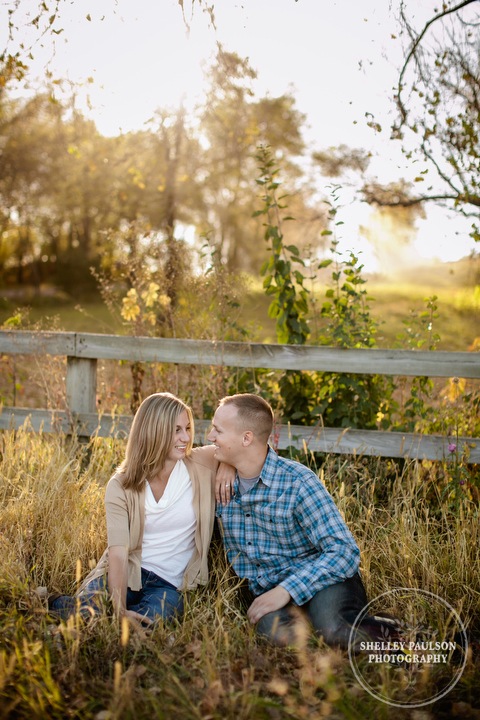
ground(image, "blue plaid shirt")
xmin=216 ymin=447 xmax=360 ymax=605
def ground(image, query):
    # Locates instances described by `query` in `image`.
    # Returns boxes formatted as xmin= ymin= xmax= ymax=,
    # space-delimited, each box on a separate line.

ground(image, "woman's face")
xmin=165 ymin=409 xmax=192 ymax=464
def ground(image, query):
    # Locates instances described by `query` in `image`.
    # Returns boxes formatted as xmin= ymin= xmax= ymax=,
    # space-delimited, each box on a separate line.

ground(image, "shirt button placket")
xmin=244 ymin=510 xmax=253 ymax=553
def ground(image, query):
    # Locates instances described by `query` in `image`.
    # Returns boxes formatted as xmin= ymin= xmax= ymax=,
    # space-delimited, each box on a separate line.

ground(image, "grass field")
xmin=1 ymin=258 xmax=479 ymax=717
xmin=1 ymin=257 xmax=479 ymax=350
xmin=2 ymin=287 xmax=477 ymax=350
xmin=0 ymin=428 xmax=478 ymax=719
xmin=1 ymin=260 xmax=479 ymax=427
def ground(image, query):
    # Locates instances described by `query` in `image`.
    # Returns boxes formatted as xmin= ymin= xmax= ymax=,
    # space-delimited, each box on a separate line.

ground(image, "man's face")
xmin=207 ymin=403 xmax=245 ymax=465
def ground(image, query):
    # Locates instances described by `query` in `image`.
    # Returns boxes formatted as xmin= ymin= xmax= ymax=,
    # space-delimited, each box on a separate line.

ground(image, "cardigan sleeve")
xmin=78 ymin=474 xmax=144 ymax=593
xmin=103 ymin=474 xmax=144 ymax=591
xmin=189 ymin=445 xmax=218 ymax=471
xmin=104 ymin=475 xmax=131 ymax=548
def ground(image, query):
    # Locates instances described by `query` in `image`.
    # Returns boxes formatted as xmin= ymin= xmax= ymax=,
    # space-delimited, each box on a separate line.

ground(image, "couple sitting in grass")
xmin=47 ymin=392 xmax=398 ymax=649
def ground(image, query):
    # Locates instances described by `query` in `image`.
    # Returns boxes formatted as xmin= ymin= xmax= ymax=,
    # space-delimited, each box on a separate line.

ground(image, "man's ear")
xmin=242 ymin=430 xmax=254 ymax=447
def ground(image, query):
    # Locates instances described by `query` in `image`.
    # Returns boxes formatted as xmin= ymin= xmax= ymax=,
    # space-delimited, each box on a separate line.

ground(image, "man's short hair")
xmin=219 ymin=393 xmax=274 ymax=443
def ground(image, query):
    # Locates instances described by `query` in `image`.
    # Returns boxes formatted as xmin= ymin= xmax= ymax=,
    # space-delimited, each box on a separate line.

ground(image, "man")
xmin=207 ymin=393 xmax=395 ymax=648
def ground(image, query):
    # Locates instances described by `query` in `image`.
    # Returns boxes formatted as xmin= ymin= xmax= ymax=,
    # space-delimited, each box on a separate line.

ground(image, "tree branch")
xmin=363 ymin=190 xmax=480 ymax=210
xmin=419 ymin=141 xmax=462 ymax=196
xmin=396 ymin=0 xmax=478 ymax=125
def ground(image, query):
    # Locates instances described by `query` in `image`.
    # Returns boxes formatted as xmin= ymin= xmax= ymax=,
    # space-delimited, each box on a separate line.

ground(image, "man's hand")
xmin=247 ymin=586 xmax=291 ymax=624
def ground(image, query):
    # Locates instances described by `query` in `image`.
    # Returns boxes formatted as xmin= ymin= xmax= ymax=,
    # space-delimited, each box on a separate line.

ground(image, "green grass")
xmin=0 ymin=428 xmax=479 ymax=719
xmin=243 ymin=259 xmax=480 ymax=350
xmin=0 ymin=299 xmax=124 ymax=335
xmin=367 ymin=283 xmax=480 ymax=350
xmin=1 ymin=259 xmax=478 ymax=718
xmin=0 ymin=275 xmax=480 ymax=350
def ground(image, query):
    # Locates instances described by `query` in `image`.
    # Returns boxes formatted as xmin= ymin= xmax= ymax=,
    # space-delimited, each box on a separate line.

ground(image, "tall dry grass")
xmin=0 ymin=428 xmax=479 ymax=719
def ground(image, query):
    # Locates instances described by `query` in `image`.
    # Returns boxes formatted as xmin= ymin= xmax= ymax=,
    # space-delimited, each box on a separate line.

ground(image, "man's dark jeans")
xmin=242 ymin=573 xmax=394 ymax=649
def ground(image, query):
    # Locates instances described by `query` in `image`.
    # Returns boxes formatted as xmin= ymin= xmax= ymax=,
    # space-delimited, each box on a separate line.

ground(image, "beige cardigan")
xmin=80 ymin=446 xmax=218 ymax=592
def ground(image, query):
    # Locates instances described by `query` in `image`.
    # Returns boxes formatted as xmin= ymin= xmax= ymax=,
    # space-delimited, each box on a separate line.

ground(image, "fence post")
xmin=66 ymin=357 xmax=97 ymax=415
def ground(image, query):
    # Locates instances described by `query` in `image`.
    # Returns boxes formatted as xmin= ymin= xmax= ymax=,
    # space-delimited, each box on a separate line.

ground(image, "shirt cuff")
xmin=279 ymin=578 xmax=312 ymax=606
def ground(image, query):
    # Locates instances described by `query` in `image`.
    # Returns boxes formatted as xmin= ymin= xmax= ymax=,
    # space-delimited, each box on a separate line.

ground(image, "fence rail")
xmin=1 ymin=330 xmax=479 ymax=463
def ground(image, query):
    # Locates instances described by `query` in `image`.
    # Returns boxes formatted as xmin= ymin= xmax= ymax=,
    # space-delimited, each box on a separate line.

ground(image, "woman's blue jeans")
xmin=49 ymin=568 xmax=183 ymax=624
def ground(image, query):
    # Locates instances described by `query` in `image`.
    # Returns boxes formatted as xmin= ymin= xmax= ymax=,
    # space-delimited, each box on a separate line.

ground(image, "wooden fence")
xmin=0 ymin=330 xmax=479 ymax=463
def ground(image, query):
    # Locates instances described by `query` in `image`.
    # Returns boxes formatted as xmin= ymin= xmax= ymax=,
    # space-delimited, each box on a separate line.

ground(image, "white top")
xmin=141 ymin=460 xmax=196 ymax=589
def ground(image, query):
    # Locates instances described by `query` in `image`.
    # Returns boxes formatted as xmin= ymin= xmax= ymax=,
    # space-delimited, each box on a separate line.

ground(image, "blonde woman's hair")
xmin=218 ymin=393 xmax=274 ymax=443
xmin=118 ymin=393 xmax=194 ymax=491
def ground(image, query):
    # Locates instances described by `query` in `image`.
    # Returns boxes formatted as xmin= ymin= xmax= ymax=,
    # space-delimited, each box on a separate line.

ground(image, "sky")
xmin=2 ymin=0 xmax=478 ymax=271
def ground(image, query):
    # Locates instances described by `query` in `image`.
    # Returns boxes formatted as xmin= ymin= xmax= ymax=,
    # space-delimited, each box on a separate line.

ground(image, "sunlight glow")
xmin=2 ymin=0 xmax=477 ymax=269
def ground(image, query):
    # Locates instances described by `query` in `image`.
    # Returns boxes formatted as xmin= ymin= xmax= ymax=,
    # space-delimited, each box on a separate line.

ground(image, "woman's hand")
xmin=215 ymin=462 xmax=235 ymax=505
xmin=123 ymin=609 xmax=153 ymax=627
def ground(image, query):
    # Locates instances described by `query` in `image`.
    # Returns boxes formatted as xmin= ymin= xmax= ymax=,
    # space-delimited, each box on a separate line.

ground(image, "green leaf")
xmin=318 ymin=259 xmax=333 ymax=269
xmin=285 ymin=244 xmax=300 ymax=255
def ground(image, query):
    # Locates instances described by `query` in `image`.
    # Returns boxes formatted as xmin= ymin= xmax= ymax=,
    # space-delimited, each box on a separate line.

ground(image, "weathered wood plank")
xmin=0 ymin=331 xmax=478 ymax=378
xmin=274 ymin=426 xmax=479 ymax=463
xmin=66 ymin=358 xmax=98 ymax=414
xmin=194 ymin=421 xmax=480 ymax=463
xmin=0 ymin=409 xmax=132 ymax=437
xmin=0 ymin=330 xmax=76 ymax=356
xmin=75 ymin=333 xmax=480 ymax=377
xmin=0 ymin=408 xmax=72 ymax=433
xmin=2 ymin=408 xmax=478 ymax=463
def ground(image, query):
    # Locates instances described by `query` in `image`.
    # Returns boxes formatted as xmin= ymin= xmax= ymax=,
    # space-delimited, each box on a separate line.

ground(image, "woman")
xmin=49 ymin=392 xmax=234 ymax=625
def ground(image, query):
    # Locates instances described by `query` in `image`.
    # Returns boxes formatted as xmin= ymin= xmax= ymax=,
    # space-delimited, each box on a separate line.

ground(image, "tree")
xmin=367 ymin=0 xmax=480 ymax=240
xmin=141 ymin=107 xmax=205 ymax=312
xmin=100 ymin=108 xmax=204 ymax=311
xmin=0 ymin=92 xmax=68 ymax=286
xmin=0 ymin=88 xmax=128 ymax=292
xmin=199 ymin=48 xmax=309 ymax=272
